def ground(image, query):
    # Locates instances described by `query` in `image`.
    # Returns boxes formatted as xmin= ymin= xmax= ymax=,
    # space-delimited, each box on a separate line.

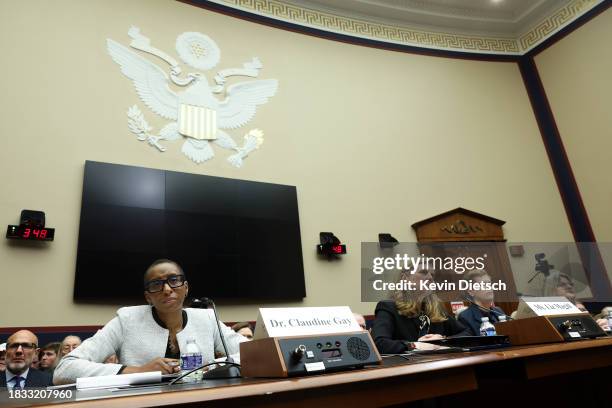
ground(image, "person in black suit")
xmin=372 ymin=268 xmax=469 ymax=354
xmin=457 ymin=269 xmax=506 ymax=336
xmin=0 ymin=330 xmax=52 ymax=389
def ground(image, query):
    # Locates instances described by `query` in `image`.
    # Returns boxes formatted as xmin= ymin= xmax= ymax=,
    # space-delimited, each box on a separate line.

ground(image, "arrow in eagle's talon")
xmin=147 ymin=136 xmax=166 ymax=152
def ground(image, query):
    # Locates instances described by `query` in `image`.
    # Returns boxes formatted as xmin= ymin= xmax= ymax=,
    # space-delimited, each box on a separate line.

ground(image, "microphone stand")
xmin=200 ymin=297 xmax=241 ymax=379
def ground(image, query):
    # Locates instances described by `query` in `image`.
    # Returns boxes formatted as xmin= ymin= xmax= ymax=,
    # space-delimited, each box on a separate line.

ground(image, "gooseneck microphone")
xmin=171 ymin=297 xmax=242 ymax=384
xmin=200 ymin=297 xmax=242 ymax=379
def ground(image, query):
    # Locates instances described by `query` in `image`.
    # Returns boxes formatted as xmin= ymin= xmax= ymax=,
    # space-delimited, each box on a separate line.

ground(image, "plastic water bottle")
xmin=180 ymin=339 xmax=203 ymax=382
xmin=479 ymin=317 xmax=496 ymax=336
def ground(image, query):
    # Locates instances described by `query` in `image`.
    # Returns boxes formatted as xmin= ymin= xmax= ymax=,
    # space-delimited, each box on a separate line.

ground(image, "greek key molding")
xmin=519 ymin=0 xmax=604 ymax=52
xmin=212 ymin=0 xmax=519 ymax=54
xmin=205 ymin=0 xmax=603 ymax=55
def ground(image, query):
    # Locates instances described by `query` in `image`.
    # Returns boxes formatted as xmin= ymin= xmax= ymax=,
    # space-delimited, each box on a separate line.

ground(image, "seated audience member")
xmin=0 ymin=343 xmax=6 ymax=372
xmin=30 ymin=351 xmax=39 ymax=370
xmin=458 ymin=269 xmax=506 ymax=336
xmin=0 ymin=330 xmax=52 ymax=388
xmin=231 ymin=322 xmax=254 ymax=340
xmin=54 ymin=259 xmax=247 ymax=384
xmin=59 ymin=335 xmax=82 ymax=359
xmin=595 ymin=306 xmax=612 ymax=331
xmin=544 ymin=271 xmax=577 ymax=302
xmin=594 ymin=306 xmax=612 ymax=320
xmin=353 ymin=313 xmax=367 ymax=330
xmin=372 ymin=268 xmax=469 ymax=354
xmin=39 ymin=342 xmax=61 ymax=372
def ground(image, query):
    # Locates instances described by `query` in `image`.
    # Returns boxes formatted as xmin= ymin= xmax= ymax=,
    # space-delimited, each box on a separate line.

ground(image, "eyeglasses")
xmin=62 ymin=344 xmax=78 ymax=352
xmin=144 ymin=275 xmax=186 ymax=293
xmin=7 ymin=342 xmax=37 ymax=351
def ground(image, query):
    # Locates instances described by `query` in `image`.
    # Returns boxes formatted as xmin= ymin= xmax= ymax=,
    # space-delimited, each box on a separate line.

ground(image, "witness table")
xmin=2 ymin=337 xmax=611 ymax=408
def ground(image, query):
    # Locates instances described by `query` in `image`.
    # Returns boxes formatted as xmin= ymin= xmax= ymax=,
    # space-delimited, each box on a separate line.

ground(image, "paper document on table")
xmin=76 ymin=371 xmax=162 ymax=390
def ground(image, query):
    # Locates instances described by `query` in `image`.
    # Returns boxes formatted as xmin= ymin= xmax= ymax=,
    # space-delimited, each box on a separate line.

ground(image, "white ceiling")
xmin=283 ymin=0 xmax=573 ymax=36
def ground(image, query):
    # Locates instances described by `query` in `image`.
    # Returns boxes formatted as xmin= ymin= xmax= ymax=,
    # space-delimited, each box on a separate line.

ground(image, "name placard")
xmin=516 ymin=296 xmax=581 ymax=318
xmin=254 ymin=306 xmax=361 ymax=339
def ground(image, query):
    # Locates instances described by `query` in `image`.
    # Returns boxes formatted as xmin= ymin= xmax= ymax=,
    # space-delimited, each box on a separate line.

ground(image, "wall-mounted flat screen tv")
xmin=74 ymin=161 xmax=305 ymax=302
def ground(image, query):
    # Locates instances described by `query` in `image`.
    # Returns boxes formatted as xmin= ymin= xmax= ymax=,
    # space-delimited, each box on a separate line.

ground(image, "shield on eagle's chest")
xmin=178 ymin=103 xmax=217 ymax=140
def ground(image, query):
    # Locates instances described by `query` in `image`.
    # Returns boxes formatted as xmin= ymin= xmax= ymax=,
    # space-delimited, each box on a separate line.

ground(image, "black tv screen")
xmin=75 ymin=161 xmax=305 ymax=302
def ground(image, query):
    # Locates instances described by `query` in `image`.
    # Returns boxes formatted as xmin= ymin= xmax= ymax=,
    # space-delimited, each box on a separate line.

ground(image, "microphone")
xmin=199 ymin=297 xmax=241 ymax=379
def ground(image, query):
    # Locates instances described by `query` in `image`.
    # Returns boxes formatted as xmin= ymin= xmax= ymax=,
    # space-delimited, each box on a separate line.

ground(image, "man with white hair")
xmin=59 ymin=335 xmax=82 ymax=358
xmin=0 ymin=330 xmax=52 ymax=388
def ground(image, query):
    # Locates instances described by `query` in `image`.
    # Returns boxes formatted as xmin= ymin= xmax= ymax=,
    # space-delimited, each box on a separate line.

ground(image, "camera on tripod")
xmin=534 ymin=253 xmax=554 ymax=277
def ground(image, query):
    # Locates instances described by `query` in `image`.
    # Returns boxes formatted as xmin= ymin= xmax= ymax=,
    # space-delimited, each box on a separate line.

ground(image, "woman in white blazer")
xmin=54 ymin=259 xmax=246 ymax=384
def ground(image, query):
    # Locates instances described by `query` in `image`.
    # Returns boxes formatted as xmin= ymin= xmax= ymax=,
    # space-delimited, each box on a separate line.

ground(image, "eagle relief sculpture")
xmin=107 ymin=27 xmax=278 ymax=167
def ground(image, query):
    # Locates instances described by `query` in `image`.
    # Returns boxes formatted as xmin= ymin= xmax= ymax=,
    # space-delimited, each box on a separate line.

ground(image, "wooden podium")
xmin=411 ymin=208 xmax=518 ymax=312
xmin=495 ymin=313 xmax=606 ymax=345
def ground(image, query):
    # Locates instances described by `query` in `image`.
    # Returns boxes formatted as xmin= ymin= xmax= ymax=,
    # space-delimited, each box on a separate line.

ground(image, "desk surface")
xmin=3 ymin=337 xmax=612 ymax=408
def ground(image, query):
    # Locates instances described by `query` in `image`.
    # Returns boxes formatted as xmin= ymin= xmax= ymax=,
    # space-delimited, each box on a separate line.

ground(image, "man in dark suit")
xmin=458 ymin=270 xmax=506 ymax=336
xmin=0 ymin=330 xmax=52 ymax=388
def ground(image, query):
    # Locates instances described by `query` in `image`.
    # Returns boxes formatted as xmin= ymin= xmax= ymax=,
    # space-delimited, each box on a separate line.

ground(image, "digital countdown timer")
xmin=316 ymin=244 xmax=347 ymax=255
xmin=6 ymin=225 xmax=55 ymax=241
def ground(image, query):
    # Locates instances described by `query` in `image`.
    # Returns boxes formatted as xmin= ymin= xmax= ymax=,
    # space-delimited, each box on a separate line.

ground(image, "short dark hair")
xmin=144 ymin=259 xmax=185 ymax=284
xmin=41 ymin=342 xmax=61 ymax=353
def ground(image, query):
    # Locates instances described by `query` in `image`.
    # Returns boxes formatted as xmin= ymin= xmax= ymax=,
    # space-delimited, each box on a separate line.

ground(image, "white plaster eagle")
xmin=106 ymin=30 xmax=277 ymax=166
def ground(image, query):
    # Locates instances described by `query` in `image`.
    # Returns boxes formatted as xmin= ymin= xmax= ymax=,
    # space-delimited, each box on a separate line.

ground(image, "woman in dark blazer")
xmin=372 ymin=269 xmax=469 ymax=354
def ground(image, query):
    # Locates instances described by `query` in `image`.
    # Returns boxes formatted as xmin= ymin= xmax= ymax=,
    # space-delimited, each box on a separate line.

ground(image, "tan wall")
xmin=0 ymin=0 xmax=573 ymax=327
xmin=535 ymin=8 xmax=612 ymax=280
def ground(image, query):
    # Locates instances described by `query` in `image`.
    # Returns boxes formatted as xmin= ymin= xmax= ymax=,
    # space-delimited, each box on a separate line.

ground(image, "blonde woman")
xmin=372 ymin=268 xmax=469 ymax=354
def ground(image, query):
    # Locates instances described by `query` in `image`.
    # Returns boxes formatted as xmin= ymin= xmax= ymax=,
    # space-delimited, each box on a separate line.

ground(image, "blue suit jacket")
xmin=0 ymin=368 xmax=53 ymax=388
xmin=457 ymin=303 xmax=505 ymax=336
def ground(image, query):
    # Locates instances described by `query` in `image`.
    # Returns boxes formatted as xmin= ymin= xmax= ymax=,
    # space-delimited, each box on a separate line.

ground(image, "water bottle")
xmin=180 ymin=339 xmax=203 ymax=382
xmin=607 ymin=311 xmax=612 ymax=332
xmin=479 ymin=317 xmax=496 ymax=336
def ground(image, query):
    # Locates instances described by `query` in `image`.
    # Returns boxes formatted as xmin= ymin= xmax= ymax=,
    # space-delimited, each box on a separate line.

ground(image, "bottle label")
xmin=181 ymin=354 xmax=203 ymax=370
xmin=480 ymin=325 xmax=496 ymax=336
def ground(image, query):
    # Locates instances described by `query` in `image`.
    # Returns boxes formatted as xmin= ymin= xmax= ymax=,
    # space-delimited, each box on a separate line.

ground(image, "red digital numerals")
xmin=22 ymin=228 xmax=48 ymax=239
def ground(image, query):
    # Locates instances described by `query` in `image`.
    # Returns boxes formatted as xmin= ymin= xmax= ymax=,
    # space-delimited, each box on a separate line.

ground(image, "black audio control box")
xmin=241 ymin=331 xmax=381 ymax=377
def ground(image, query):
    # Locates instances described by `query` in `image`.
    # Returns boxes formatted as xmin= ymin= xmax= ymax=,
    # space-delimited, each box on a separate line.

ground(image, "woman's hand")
xmin=417 ymin=334 xmax=444 ymax=342
xmin=122 ymin=358 xmax=181 ymax=375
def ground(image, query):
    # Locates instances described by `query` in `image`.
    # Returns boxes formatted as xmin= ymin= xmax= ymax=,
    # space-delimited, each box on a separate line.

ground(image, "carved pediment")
xmin=411 ymin=207 xmax=505 ymax=242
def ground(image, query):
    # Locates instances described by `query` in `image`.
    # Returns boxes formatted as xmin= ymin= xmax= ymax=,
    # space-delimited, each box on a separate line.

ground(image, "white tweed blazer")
xmin=53 ymin=306 xmax=246 ymax=384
